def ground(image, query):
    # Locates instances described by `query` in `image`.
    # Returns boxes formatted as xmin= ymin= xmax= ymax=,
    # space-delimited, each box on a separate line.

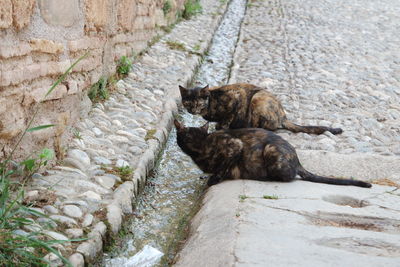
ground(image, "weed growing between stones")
xmin=88 ymin=77 xmax=110 ymax=103
xmin=144 ymin=129 xmax=157 ymax=141
xmin=0 ymin=54 xmax=88 ymax=266
xmin=182 ymin=0 xmax=203 ymax=19
xmin=114 ymin=166 xmax=134 ymax=182
xmin=117 ymin=56 xmax=132 ymax=76
xmin=71 ymin=128 xmax=82 ymax=140
xmin=166 ymin=40 xmax=187 ymax=51
xmin=163 ymin=0 xmax=172 ymax=15
xmin=239 ymin=195 xmax=248 ymax=202
xmin=263 ymin=194 xmax=279 ymax=200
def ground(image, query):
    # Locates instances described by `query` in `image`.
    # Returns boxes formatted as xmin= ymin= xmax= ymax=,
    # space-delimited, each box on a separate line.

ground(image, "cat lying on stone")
xmin=174 ymin=119 xmax=371 ymax=188
xmin=179 ymin=83 xmax=342 ymax=135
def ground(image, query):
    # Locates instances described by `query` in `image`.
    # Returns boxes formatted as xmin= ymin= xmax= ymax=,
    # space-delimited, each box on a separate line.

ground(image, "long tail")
xmin=298 ymin=167 xmax=371 ymax=188
xmin=282 ymin=120 xmax=343 ymax=135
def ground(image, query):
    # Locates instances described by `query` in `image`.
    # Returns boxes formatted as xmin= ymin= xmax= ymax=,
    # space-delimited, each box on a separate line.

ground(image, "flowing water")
xmin=103 ymin=0 xmax=247 ymax=265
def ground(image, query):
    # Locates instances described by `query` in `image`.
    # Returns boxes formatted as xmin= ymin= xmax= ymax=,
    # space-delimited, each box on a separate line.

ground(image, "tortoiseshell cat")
xmin=174 ymin=119 xmax=371 ymax=188
xmin=179 ymin=83 xmax=342 ymax=134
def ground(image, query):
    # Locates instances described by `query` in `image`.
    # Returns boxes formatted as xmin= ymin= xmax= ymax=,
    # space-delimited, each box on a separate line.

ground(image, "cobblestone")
xmin=23 ymin=0 xmax=229 ymax=264
xmin=230 ymin=0 xmax=400 ymax=156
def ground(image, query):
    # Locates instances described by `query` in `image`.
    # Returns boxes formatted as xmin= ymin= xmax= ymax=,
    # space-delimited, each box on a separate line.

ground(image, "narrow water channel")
xmin=103 ymin=0 xmax=247 ymax=265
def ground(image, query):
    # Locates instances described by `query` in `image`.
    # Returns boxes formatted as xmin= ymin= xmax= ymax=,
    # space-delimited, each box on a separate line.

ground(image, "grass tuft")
xmin=163 ymin=0 xmax=172 ymax=15
xmin=182 ymin=0 xmax=202 ymax=20
xmin=166 ymin=40 xmax=186 ymax=51
xmin=263 ymin=194 xmax=279 ymax=200
xmin=0 ymin=54 xmax=88 ymax=266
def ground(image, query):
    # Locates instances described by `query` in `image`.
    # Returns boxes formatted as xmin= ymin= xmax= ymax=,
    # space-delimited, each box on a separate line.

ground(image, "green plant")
xmin=20 ymin=148 xmax=54 ymax=182
xmin=144 ymin=129 xmax=157 ymax=141
xmin=88 ymin=77 xmax=109 ymax=103
xmin=72 ymin=128 xmax=82 ymax=140
xmin=263 ymin=194 xmax=278 ymax=200
xmin=193 ymin=44 xmax=200 ymax=51
xmin=114 ymin=166 xmax=134 ymax=181
xmin=163 ymin=0 xmax=172 ymax=15
xmin=0 ymin=53 xmax=88 ymax=266
xmin=166 ymin=40 xmax=186 ymax=51
xmin=117 ymin=56 xmax=132 ymax=76
xmin=239 ymin=195 xmax=248 ymax=202
xmin=182 ymin=0 xmax=202 ymax=19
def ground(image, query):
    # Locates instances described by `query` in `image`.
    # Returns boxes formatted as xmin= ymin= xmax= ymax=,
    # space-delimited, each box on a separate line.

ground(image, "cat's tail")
xmin=281 ymin=120 xmax=343 ymax=135
xmin=297 ymin=166 xmax=372 ymax=188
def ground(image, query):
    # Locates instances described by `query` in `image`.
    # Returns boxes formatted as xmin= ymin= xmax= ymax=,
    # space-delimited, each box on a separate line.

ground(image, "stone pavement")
xmin=175 ymin=0 xmax=400 ymax=266
xmin=21 ymin=0 xmax=231 ymax=265
xmin=174 ymin=180 xmax=400 ymax=267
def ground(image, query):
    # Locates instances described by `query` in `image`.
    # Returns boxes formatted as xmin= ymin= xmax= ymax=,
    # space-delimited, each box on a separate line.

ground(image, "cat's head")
xmin=179 ymin=85 xmax=210 ymax=116
xmin=174 ymin=119 xmax=209 ymax=155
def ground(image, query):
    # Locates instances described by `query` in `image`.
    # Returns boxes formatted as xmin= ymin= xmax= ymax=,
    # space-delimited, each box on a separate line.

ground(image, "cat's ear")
xmin=200 ymin=85 xmax=210 ymax=97
xmin=174 ymin=119 xmax=184 ymax=131
xmin=200 ymin=122 xmax=209 ymax=133
xmin=179 ymin=85 xmax=187 ymax=97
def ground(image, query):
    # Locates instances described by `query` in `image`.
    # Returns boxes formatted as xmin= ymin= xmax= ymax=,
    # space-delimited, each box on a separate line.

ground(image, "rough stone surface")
xmin=0 ymin=0 xmax=12 ymax=29
xmin=175 ymin=181 xmax=400 ymax=266
xmin=63 ymin=205 xmax=83 ymax=218
xmin=49 ymin=215 xmax=77 ymax=227
xmin=68 ymin=253 xmax=85 ymax=267
xmin=38 ymin=0 xmax=80 ymax=27
xmin=65 ymin=228 xmax=84 ymax=239
xmin=82 ymin=214 xmax=94 ymax=227
xmin=230 ymin=0 xmax=400 ymax=156
xmin=176 ymin=0 xmax=400 ymax=266
xmin=12 ymin=0 xmax=36 ymax=30
xmin=19 ymin=0 xmax=241 ymax=264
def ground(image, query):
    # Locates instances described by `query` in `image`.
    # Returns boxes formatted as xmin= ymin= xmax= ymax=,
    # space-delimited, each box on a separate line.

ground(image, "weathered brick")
xmin=85 ymin=0 xmax=109 ymax=31
xmin=142 ymin=16 xmax=156 ymax=29
xmin=0 ymin=69 xmax=22 ymax=87
xmin=0 ymin=101 xmax=25 ymax=139
xmin=38 ymin=0 xmax=79 ymax=27
xmin=66 ymin=80 xmax=79 ymax=95
xmin=43 ymin=60 xmax=71 ymax=76
xmin=0 ymin=0 xmax=12 ymax=29
xmin=30 ymin=39 xmax=64 ymax=54
xmin=12 ymin=0 xmax=36 ymax=30
xmin=68 ymin=37 xmax=105 ymax=52
xmin=26 ymin=83 xmax=68 ymax=104
xmin=117 ymin=0 xmax=136 ymax=32
xmin=133 ymin=16 xmax=145 ymax=30
xmin=136 ymin=3 xmax=149 ymax=16
xmin=0 ymin=43 xmax=32 ymax=59
xmin=71 ymin=56 xmax=102 ymax=73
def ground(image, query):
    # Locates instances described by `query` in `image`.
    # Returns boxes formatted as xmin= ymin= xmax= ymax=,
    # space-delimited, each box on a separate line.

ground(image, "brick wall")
xmin=0 ymin=0 xmax=185 ymax=159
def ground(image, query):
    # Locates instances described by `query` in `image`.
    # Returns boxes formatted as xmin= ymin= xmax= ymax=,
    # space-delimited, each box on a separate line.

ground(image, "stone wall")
xmin=0 ymin=0 xmax=185 ymax=159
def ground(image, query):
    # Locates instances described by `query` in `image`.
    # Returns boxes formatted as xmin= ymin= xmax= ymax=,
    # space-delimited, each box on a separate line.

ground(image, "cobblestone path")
xmin=231 ymin=0 xmax=400 ymax=155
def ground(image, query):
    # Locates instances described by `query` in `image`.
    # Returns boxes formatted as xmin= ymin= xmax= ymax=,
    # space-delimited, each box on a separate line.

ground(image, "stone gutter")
xmin=25 ymin=0 xmax=231 ymax=265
